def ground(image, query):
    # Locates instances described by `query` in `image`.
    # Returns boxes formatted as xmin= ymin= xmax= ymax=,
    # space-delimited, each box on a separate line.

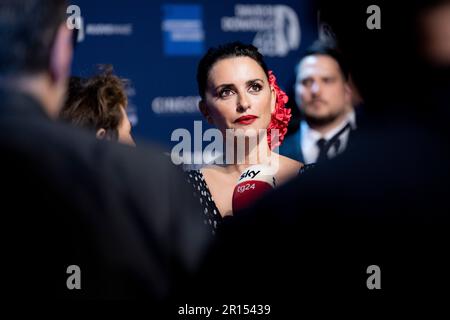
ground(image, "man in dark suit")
xmin=0 ymin=0 xmax=209 ymax=301
xmin=280 ymin=41 xmax=357 ymax=164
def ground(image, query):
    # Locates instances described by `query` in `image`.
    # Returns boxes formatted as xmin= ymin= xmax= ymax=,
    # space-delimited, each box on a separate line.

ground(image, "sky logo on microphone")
xmin=239 ymin=170 xmax=261 ymax=180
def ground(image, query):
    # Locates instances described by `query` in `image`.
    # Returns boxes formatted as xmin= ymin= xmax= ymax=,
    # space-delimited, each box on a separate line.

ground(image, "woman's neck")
xmin=221 ymin=132 xmax=274 ymax=174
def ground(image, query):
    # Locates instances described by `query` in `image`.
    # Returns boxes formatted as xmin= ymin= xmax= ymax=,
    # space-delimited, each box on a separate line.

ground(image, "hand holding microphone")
xmin=232 ymin=164 xmax=276 ymax=213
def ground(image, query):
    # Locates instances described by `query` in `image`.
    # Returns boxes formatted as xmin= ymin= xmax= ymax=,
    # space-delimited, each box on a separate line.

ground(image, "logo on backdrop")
xmin=70 ymin=16 xmax=133 ymax=43
xmin=151 ymin=96 xmax=201 ymax=114
xmin=221 ymin=4 xmax=300 ymax=57
xmin=161 ymin=4 xmax=205 ymax=56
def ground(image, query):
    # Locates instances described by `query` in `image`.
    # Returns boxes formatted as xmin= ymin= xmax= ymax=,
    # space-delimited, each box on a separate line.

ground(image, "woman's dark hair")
xmin=60 ymin=65 xmax=128 ymax=141
xmin=196 ymin=42 xmax=269 ymax=99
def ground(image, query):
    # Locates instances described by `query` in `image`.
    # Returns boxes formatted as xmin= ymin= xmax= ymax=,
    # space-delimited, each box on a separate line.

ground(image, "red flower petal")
xmin=266 ymin=70 xmax=292 ymax=150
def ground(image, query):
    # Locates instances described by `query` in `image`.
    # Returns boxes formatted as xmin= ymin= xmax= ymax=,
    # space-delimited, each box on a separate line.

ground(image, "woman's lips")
xmin=235 ymin=115 xmax=258 ymax=125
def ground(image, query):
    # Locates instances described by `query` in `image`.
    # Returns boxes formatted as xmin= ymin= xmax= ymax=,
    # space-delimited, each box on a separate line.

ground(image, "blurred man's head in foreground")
xmin=0 ymin=0 xmax=72 ymax=118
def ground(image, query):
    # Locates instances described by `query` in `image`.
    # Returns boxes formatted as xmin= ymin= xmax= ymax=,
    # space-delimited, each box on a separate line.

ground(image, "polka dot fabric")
xmin=185 ymin=165 xmax=314 ymax=235
xmin=186 ymin=170 xmax=222 ymax=235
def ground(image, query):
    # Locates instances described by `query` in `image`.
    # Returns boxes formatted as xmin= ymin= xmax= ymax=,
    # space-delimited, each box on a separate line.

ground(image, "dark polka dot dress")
xmin=186 ymin=170 xmax=223 ymax=235
xmin=185 ymin=165 xmax=314 ymax=235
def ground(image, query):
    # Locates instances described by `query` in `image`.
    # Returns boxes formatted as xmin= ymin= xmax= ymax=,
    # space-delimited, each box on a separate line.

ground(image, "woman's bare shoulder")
xmin=275 ymin=155 xmax=303 ymax=184
xmin=278 ymin=154 xmax=303 ymax=172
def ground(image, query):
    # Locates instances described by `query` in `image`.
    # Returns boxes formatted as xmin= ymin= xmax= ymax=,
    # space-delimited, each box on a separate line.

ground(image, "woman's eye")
xmin=249 ymin=83 xmax=262 ymax=92
xmin=219 ymin=89 xmax=234 ymax=98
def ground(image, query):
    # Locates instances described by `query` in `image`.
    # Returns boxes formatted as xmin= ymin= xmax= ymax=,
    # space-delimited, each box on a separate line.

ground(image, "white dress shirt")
xmin=300 ymin=110 xmax=356 ymax=164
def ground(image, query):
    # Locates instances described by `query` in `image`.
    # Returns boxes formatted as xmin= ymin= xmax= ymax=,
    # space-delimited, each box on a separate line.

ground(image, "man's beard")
xmin=302 ymin=108 xmax=343 ymax=127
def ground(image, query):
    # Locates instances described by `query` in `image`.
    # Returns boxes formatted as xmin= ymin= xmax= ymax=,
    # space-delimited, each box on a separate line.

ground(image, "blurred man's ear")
xmin=96 ymin=128 xmax=106 ymax=140
xmin=49 ymin=24 xmax=73 ymax=85
xmin=344 ymin=83 xmax=353 ymax=106
xmin=348 ymin=77 xmax=363 ymax=107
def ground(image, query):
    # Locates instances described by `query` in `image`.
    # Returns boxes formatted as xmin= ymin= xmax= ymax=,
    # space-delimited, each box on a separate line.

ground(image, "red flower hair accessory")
xmin=267 ymin=70 xmax=292 ymax=149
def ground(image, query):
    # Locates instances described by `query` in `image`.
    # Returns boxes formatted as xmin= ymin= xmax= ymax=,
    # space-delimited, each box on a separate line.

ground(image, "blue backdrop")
xmin=70 ymin=0 xmax=318 ymax=151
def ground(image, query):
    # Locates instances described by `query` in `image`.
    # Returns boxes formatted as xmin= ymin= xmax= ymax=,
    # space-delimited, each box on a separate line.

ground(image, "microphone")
xmin=232 ymin=164 xmax=276 ymax=213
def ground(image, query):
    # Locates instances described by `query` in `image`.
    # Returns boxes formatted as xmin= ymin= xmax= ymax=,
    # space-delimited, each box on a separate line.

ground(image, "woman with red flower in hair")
xmin=186 ymin=42 xmax=303 ymax=233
